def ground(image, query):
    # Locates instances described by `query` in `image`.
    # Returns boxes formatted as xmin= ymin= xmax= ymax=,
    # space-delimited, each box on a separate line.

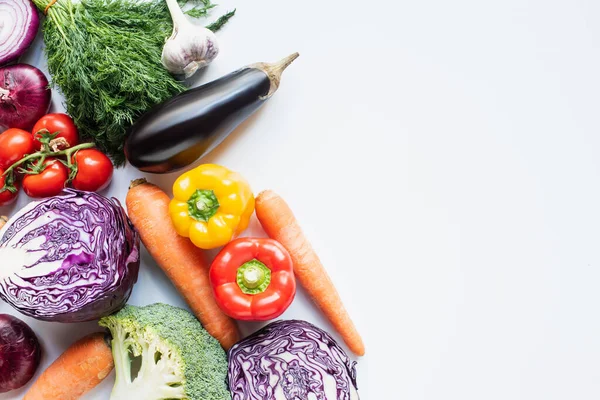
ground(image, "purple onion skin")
xmin=0 ymin=63 xmax=51 ymax=132
xmin=0 ymin=314 xmax=41 ymax=393
xmin=0 ymin=0 xmax=40 ymax=66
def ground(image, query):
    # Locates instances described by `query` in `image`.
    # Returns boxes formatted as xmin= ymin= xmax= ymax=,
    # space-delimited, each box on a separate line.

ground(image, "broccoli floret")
xmin=99 ymin=303 xmax=230 ymax=400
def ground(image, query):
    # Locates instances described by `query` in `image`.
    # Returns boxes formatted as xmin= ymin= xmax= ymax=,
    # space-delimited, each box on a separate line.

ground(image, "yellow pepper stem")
xmin=187 ymin=189 xmax=220 ymax=222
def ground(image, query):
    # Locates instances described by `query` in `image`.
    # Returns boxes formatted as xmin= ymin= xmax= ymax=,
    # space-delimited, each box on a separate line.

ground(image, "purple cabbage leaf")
xmin=0 ymin=189 xmax=140 ymax=322
xmin=228 ymin=320 xmax=359 ymax=400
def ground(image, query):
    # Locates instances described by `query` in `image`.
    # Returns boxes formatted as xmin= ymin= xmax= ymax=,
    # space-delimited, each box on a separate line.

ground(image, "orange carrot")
xmin=255 ymin=190 xmax=365 ymax=356
xmin=24 ymin=333 xmax=114 ymax=400
xmin=126 ymin=179 xmax=240 ymax=350
xmin=0 ymin=216 xmax=7 ymax=230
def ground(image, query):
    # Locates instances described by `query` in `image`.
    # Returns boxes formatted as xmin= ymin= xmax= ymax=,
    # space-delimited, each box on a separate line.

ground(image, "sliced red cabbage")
xmin=0 ymin=189 xmax=140 ymax=322
xmin=228 ymin=320 xmax=360 ymax=400
xmin=0 ymin=0 xmax=40 ymax=66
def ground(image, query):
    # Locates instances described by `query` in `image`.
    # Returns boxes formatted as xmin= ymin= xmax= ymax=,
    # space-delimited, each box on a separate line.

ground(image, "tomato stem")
xmin=2 ymin=142 xmax=95 ymax=178
xmin=0 ymin=142 xmax=95 ymax=194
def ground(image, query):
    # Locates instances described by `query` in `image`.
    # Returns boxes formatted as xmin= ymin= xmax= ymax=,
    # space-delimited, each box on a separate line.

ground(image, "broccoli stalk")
xmin=108 ymin=323 xmax=185 ymax=399
xmin=99 ymin=303 xmax=231 ymax=400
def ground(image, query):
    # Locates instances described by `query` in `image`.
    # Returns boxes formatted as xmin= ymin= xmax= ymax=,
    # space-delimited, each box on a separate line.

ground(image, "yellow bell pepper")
xmin=169 ymin=164 xmax=255 ymax=249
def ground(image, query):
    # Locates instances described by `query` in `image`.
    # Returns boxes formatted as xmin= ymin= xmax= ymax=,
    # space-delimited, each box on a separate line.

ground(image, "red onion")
xmin=0 ymin=314 xmax=42 ymax=393
xmin=0 ymin=0 xmax=40 ymax=66
xmin=0 ymin=63 xmax=51 ymax=132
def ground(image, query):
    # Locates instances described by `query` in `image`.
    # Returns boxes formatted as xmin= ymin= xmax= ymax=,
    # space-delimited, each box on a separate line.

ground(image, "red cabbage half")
xmin=228 ymin=320 xmax=360 ymax=400
xmin=0 ymin=189 xmax=140 ymax=322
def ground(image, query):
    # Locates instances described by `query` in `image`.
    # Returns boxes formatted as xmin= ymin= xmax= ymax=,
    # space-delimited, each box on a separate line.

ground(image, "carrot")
xmin=24 ymin=332 xmax=113 ymax=400
xmin=126 ymin=179 xmax=240 ymax=350
xmin=255 ymin=190 xmax=365 ymax=356
xmin=0 ymin=216 xmax=7 ymax=230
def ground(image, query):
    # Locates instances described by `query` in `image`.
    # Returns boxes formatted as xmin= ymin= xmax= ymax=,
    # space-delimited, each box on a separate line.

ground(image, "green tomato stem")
xmin=2 ymin=142 xmax=95 ymax=177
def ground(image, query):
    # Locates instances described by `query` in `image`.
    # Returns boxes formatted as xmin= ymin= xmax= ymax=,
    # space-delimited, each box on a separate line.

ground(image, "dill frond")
xmin=32 ymin=0 xmax=234 ymax=165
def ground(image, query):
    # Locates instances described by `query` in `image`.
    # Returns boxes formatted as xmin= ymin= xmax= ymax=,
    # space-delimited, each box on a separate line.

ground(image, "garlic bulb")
xmin=161 ymin=0 xmax=219 ymax=78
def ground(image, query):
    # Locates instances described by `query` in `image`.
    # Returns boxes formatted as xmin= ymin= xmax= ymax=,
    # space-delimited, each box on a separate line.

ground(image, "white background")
xmin=2 ymin=0 xmax=600 ymax=398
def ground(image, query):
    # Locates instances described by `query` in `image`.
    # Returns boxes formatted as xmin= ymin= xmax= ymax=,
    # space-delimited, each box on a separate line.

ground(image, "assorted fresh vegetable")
xmin=24 ymin=332 xmax=114 ymax=400
xmin=0 ymin=190 xmax=140 ymax=322
xmin=0 ymin=64 xmax=52 ymax=132
xmin=255 ymin=190 xmax=366 ymax=356
xmin=125 ymin=53 xmax=299 ymax=173
xmin=99 ymin=303 xmax=230 ymax=400
xmin=0 ymin=0 xmax=39 ymax=66
xmin=210 ymin=237 xmax=296 ymax=321
xmin=169 ymin=164 xmax=255 ymax=249
xmin=228 ymin=320 xmax=359 ymax=400
xmin=31 ymin=0 xmax=234 ymax=165
xmin=126 ymin=178 xmax=241 ymax=350
xmin=0 ymin=1 xmax=362 ymax=396
xmin=0 ymin=314 xmax=41 ymax=393
xmin=162 ymin=0 xmax=220 ymax=78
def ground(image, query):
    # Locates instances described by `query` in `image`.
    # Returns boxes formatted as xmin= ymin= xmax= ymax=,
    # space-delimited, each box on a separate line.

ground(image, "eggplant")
xmin=125 ymin=53 xmax=299 ymax=173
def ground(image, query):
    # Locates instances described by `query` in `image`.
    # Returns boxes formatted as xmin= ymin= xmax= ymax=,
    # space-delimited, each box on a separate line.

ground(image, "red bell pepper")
xmin=209 ymin=237 xmax=296 ymax=321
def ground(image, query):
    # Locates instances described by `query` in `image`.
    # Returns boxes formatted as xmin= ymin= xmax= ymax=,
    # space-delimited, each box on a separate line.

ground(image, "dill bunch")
xmin=32 ymin=0 xmax=234 ymax=166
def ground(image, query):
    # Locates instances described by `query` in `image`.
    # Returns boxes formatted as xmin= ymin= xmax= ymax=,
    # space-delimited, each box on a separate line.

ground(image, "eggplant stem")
xmin=269 ymin=53 xmax=300 ymax=74
xmin=251 ymin=52 xmax=300 ymax=99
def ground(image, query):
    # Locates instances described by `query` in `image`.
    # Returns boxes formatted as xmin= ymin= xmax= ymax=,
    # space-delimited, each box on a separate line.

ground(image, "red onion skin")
xmin=0 ymin=314 xmax=42 ymax=393
xmin=0 ymin=0 xmax=40 ymax=66
xmin=0 ymin=63 xmax=51 ymax=132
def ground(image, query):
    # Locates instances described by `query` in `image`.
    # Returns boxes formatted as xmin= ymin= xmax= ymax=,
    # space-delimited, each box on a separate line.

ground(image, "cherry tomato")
xmin=0 ymin=169 xmax=19 ymax=206
xmin=22 ymin=158 xmax=69 ymax=198
xmin=32 ymin=113 xmax=79 ymax=151
xmin=71 ymin=149 xmax=113 ymax=192
xmin=0 ymin=129 xmax=35 ymax=170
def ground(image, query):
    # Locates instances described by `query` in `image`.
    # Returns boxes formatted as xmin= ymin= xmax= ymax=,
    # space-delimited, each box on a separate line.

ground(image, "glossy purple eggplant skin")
xmin=124 ymin=67 xmax=271 ymax=174
xmin=0 ymin=314 xmax=41 ymax=393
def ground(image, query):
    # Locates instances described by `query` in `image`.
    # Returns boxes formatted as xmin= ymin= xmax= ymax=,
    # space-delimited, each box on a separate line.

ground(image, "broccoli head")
xmin=99 ymin=303 xmax=230 ymax=400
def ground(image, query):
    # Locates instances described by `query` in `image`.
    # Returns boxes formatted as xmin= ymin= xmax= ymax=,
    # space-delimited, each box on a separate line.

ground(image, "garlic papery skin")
xmin=162 ymin=0 xmax=220 ymax=78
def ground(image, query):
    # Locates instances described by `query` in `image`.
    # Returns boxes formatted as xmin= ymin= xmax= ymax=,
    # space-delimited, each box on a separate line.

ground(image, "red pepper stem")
xmin=242 ymin=268 xmax=262 ymax=288
xmin=237 ymin=259 xmax=271 ymax=295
